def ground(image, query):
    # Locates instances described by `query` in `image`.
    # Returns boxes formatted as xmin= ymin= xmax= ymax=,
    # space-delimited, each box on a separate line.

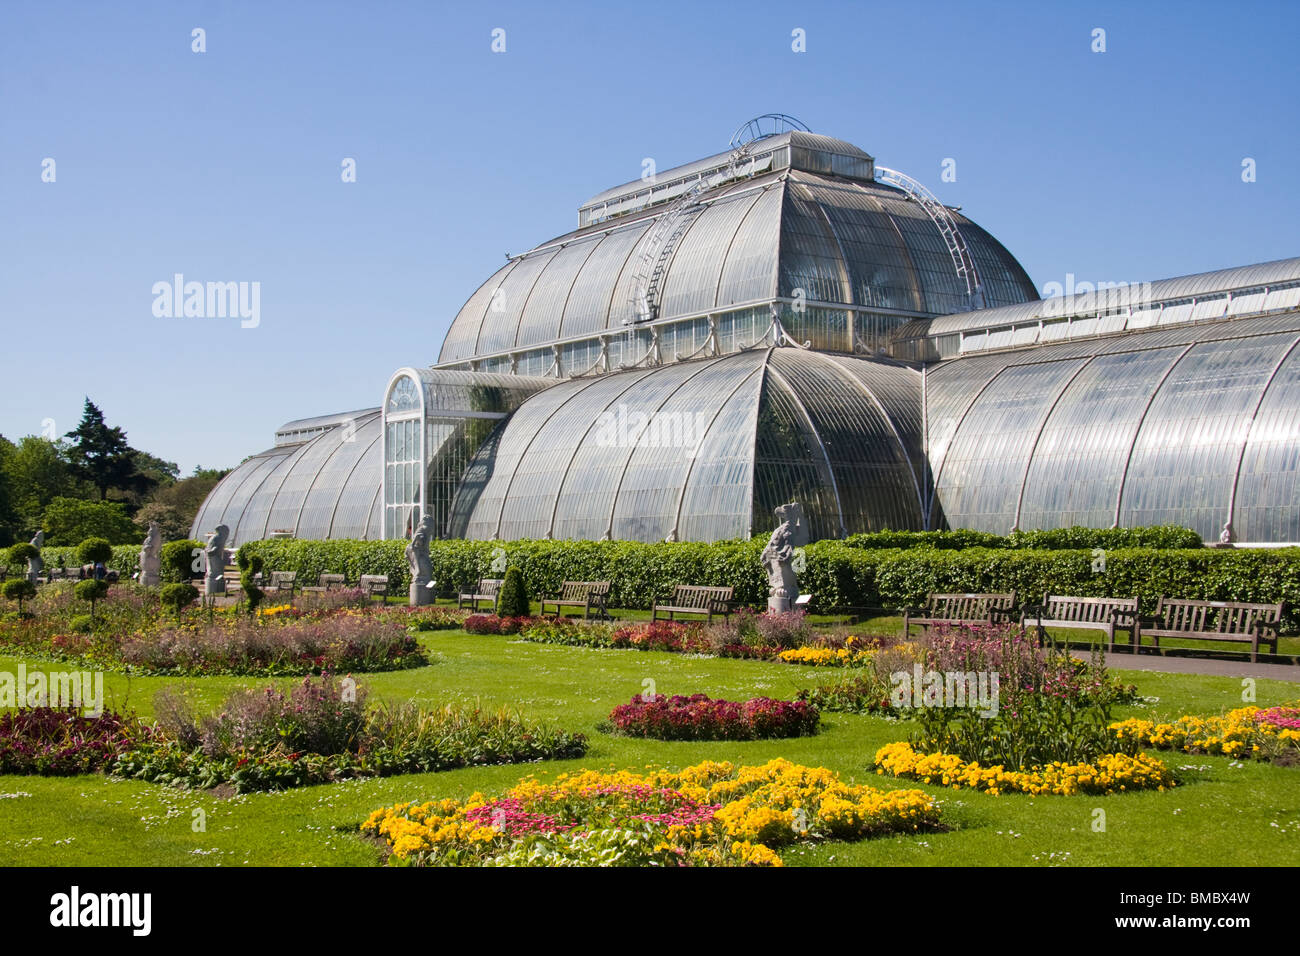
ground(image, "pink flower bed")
xmin=607 ymin=693 xmax=820 ymax=741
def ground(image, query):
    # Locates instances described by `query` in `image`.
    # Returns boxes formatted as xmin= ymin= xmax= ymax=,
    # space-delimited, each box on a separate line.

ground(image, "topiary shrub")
xmin=2 ymin=578 xmax=37 ymax=615
xmin=160 ymin=540 xmax=203 ymax=584
xmin=76 ymin=537 xmax=113 ymax=567
xmin=239 ymin=552 xmax=265 ymax=615
xmin=75 ymin=578 xmax=110 ymax=621
xmin=69 ymin=614 xmax=95 ymax=635
xmin=160 ymin=582 xmax=199 ymax=616
xmin=6 ymin=542 xmax=38 ymax=570
xmin=496 ymin=566 xmax=531 ymax=618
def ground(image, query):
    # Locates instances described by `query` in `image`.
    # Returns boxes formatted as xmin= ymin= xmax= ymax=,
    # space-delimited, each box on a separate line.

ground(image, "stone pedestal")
xmin=409 ymin=582 xmax=433 ymax=607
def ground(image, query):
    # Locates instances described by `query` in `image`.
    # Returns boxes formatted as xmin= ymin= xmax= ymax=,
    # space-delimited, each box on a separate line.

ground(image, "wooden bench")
xmin=458 ymin=577 xmax=503 ymax=612
xmin=903 ymin=592 xmax=1017 ymax=637
xmin=359 ymin=574 xmax=389 ymax=603
xmin=302 ymin=573 xmax=346 ymax=594
xmin=266 ymin=571 xmax=298 ymax=597
xmin=1139 ymin=598 xmax=1283 ymax=662
xmin=652 ymin=585 xmax=734 ymax=624
xmin=540 ymin=581 xmax=611 ymax=619
xmin=1021 ymin=594 xmax=1140 ymax=653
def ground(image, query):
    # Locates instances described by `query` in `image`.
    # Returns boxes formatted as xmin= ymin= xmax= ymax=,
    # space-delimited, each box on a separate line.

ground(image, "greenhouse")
xmin=192 ymin=119 xmax=1300 ymax=546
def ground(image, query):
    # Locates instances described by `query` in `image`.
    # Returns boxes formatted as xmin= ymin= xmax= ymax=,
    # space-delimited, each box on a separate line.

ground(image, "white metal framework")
xmin=875 ymin=166 xmax=985 ymax=310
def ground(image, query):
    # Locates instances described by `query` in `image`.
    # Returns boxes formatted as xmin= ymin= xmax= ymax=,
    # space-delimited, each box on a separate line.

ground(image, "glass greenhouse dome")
xmin=192 ymin=120 xmax=1300 ymax=547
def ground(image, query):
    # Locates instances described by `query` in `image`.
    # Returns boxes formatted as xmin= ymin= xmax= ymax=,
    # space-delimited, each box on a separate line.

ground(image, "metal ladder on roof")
xmin=876 ymin=165 xmax=986 ymax=311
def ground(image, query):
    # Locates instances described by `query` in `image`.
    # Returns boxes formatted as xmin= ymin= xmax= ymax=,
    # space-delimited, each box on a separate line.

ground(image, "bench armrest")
xmin=990 ymin=606 xmax=1017 ymax=621
xmin=1021 ymin=604 xmax=1048 ymax=618
xmin=1109 ymin=607 xmax=1139 ymax=622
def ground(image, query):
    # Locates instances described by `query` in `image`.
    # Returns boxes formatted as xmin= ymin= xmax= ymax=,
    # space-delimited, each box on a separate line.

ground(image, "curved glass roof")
xmin=437 ymin=168 xmax=1037 ymax=365
xmin=191 ymin=410 xmax=383 ymax=545
xmin=926 ymin=310 xmax=1300 ymax=542
xmin=448 ymin=349 xmax=926 ymax=543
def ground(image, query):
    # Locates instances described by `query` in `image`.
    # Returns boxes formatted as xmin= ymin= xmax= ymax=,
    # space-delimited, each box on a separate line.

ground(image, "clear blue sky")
xmin=2 ymin=0 xmax=1296 ymax=474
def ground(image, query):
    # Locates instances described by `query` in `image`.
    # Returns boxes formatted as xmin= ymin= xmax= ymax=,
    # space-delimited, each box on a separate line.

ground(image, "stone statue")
xmin=405 ymin=515 xmax=435 ymax=607
xmin=27 ymin=531 xmax=44 ymax=585
xmin=761 ymin=503 xmax=809 ymax=612
xmin=1215 ymin=521 xmax=1236 ymax=549
xmin=204 ymin=525 xmax=229 ymax=596
xmin=140 ymin=522 xmax=162 ymax=588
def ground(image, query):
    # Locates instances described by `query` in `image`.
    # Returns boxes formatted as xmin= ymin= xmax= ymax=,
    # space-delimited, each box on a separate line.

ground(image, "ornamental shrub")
xmin=76 ymin=536 xmax=113 ymax=567
xmin=607 ymin=693 xmax=820 ymax=741
xmin=75 ymin=578 xmax=110 ymax=621
xmin=69 ymin=613 xmax=95 ymax=635
xmin=6 ymin=542 xmax=38 ymax=567
xmin=159 ymin=582 xmax=198 ymax=616
xmin=497 ymin=566 xmax=530 ymax=618
xmin=3 ymin=578 xmax=37 ymax=614
xmin=160 ymin=539 xmax=202 ymax=584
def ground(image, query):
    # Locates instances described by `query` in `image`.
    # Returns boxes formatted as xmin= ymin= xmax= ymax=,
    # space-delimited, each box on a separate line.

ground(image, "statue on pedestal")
xmin=27 ymin=531 xmax=44 ymax=585
xmin=204 ymin=525 xmax=229 ymax=595
xmin=140 ymin=522 xmax=162 ymax=588
xmin=406 ymin=515 xmax=435 ymax=607
xmin=761 ymin=502 xmax=809 ymax=612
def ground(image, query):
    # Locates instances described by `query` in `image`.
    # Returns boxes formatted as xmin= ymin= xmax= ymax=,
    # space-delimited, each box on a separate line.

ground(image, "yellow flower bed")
xmin=779 ymin=637 xmax=876 ymax=667
xmin=873 ymin=741 xmax=1175 ymax=796
xmin=256 ymin=604 xmax=295 ymax=618
xmin=1111 ymin=704 xmax=1300 ymax=760
xmin=362 ymin=757 xmax=941 ymax=867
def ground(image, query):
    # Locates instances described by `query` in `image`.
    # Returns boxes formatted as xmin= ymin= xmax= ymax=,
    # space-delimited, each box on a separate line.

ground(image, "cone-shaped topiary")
xmin=75 ymin=578 xmax=110 ymax=621
xmin=496 ymin=566 xmax=530 ymax=618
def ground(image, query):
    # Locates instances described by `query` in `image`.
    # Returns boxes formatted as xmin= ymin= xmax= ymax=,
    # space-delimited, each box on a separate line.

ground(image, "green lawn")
xmin=1 ymin=630 xmax=1297 ymax=867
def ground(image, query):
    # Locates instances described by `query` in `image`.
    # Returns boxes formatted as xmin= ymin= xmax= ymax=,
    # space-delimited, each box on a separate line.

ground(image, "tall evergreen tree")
xmin=64 ymin=398 xmax=146 ymax=501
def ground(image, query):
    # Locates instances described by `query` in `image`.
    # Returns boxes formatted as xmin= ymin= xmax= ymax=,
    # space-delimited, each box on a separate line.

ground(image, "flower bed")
xmin=117 ymin=612 xmax=425 ymax=675
xmin=0 ymin=707 xmax=146 ymax=775
xmin=362 ymin=757 xmax=941 ymax=867
xmin=0 ymin=585 xmax=433 ymax=675
xmin=606 ymin=693 xmax=819 ymax=741
xmin=1111 ymin=703 xmax=1300 ymax=763
xmin=112 ymin=675 xmax=587 ymax=793
xmin=778 ymin=642 xmax=875 ymax=667
xmin=464 ymin=614 xmax=541 ymax=635
xmin=873 ymin=741 xmax=1175 ymax=796
xmin=796 ymin=674 xmax=894 ymax=713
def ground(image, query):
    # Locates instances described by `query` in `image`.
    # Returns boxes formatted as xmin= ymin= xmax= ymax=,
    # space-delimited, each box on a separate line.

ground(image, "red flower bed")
xmin=0 ymin=707 xmax=145 ymax=775
xmin=607 ymin=693 xmax=820 ymax=741
xmin=464 ymin=615 xmax=542 ymax=635
xmin=610 ymin=620 xmax=703 ymax=652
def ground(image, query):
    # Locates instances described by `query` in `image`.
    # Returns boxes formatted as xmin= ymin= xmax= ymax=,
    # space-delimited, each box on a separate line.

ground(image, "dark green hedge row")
xmin=234 ymin=536 xmax=1298 ymax=626
xmin=841 ymin=526 xmax=1203 ymax=551
xmin=237 ymin=538 xmax=770 ymax=609
xmin=39 ymin=546 xmax=141 ymax=577
xmin=801 ymin=544 xmax=1300 ymax=626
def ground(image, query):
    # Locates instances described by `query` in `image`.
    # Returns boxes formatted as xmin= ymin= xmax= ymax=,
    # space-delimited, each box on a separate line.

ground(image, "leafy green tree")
xmin=0 ymin=435 xmax=19 ymax=546
xmin=64 ymin=398 xmax=148 ymax=501
xmin=41 ymin=497 xmax=141 ymax=545
xmin=134 ymin=471 xmax=227 ymax=540
xmin=2 ymin=436 xmax=86 ymax=530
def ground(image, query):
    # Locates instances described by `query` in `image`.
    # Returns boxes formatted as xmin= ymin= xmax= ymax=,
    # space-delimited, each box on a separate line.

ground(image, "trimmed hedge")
xmin=236 ymin=538 xmax=768 ymax=609
xmin=233 ymin=536 xmax=1300 ymax=627
xmin=841 ymin=526 xmax=1203 ymax=551
xmin=40 ymin=546 xmax=141 ymax=578
xmin=801 ymin=543 xmax=1300 ymax=627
